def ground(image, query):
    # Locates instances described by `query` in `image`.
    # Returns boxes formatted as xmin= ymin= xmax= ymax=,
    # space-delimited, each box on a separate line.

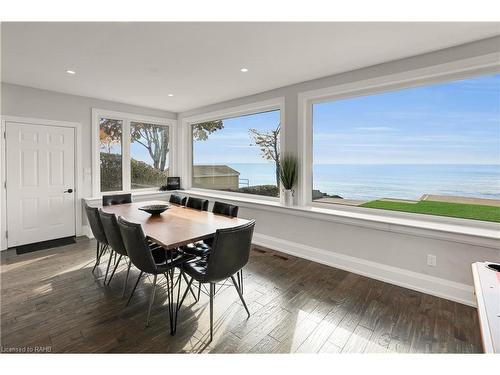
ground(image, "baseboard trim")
xmin=252 ymin=232 xmax=475 ymax=307
xmin=80 ymin=224 xmax=475 ymax=306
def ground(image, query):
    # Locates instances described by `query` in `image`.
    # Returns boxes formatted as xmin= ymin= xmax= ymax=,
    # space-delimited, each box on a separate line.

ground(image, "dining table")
xmin=101 ymin=199 xmax=252 ymax=336
xmin=101 ymin=199 xmax=251 ymax=250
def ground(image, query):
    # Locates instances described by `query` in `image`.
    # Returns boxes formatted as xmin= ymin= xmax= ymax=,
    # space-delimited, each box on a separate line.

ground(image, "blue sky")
xmin=192 ymin=110 xmax=280 ymax=164
xmin=313 ymin=73 xmax=500 ymax=164
xmin=129 ymin=73 xmax=499 ymax=167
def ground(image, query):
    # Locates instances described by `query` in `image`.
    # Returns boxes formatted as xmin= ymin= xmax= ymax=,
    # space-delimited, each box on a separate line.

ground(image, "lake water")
xmin=228 ymin=163 xmax=500 ymax=201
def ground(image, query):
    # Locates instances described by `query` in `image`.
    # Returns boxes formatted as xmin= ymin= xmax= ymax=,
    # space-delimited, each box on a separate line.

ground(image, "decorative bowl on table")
xmin=139 ymin=204 xmax=170 ymax=216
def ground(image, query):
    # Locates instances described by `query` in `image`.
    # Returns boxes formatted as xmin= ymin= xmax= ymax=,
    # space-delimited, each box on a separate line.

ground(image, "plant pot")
xmin=282 ymin=189 xmax=294 ymax=207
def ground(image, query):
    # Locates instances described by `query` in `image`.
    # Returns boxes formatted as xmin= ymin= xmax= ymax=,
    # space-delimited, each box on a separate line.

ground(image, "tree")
xmin=131 ymin=120 xmax=224 ymax=172
xmin=99 ymin=119 xmax=224 ymax=172
xmin=192 ymin=120 xmax=224 ymax=141
xmin=99 ymin=119 xmax=122 ymax=153
xmin=130 ymin=123 xmax=170 ymax=171
xmin=249 ymin=123 xmax=281 ymax=187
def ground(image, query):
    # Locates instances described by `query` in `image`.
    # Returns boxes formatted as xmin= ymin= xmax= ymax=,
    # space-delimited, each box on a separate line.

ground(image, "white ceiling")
xmin=2 ymin=22 xmax=499 ymax=113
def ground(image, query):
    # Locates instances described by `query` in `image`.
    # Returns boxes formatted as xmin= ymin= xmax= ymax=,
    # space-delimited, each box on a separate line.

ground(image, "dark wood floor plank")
xmin=0 ymin=238 xmax=482 ymax=353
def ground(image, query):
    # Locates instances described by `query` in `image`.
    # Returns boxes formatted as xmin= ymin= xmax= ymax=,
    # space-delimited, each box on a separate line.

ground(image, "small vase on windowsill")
xmin=282 ymin=189 xmax=294 ymax=207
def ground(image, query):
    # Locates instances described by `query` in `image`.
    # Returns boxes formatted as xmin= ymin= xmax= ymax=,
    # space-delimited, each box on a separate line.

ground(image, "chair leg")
xmin=103 ymin=249 xmax=114 ymax=283
xmin=106 ymin=254 xmax=123 ymax=285
xmin=181 ymin=272 xmax=198 ymax=301
xmin=146 ymin=274 xmax=158 ymax=327
xmin=126 ymin=271 xmax=143 ymax=306
xmin=92 ymin=243 xmax=108 ymax=272
xmin=177 ymin=276 xmax=193 ymax=312
xmin=92 ymin=242 xmax=100 ymax=272
xmin=240 ymin=270 xmax=244 ymax=294
xmin=209 ymin=283 xmax=214 ymax=342
xmin=197 ymin=282 xmax=202 ymax=301
xmin=122 ymin=259 xmax=132 ymax=298
xmin=231 ymin=275 xmax=250 ymax=318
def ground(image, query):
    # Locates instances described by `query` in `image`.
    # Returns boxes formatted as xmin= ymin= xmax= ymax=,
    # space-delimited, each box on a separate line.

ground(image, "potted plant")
xmin=279 ymin=154 xmax=298 ymax=206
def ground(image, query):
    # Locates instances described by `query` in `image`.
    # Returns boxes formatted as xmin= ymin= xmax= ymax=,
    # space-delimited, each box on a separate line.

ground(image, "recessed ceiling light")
xmin=168 ymin=94 xmax=174 ymax=97
xmin=240 ymin=68 xmax=249 ymax=73
xmin=66 ymin=70 xmax=76 ymax=75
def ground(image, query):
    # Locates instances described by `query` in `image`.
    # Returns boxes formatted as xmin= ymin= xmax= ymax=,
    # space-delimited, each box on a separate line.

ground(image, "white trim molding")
xmin=91 ymin=108 xmax=177 ymax=197
xmin=81 ymin=188 xmax=496 ymax=305
xmin=297 ymin=52 xmax=500 ymax=207
xmin=179 ymin=97 xmax=285 ymax=196
xmin=179 ymin=188 xmax=500 ymax=249
xmin=80 ymin=213 xmax=477 ymax=306
xmin=1 ymin=115 xmax=83 ymax=250
xmin=252 ymin=232 xmax=476 ymax=307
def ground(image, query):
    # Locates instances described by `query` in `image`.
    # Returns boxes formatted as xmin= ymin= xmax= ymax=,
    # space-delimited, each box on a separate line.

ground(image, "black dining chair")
xmin=186 ymin=196 xmax=209 ymax=211
xmin=84 ymin=202 xmax=110 ymax=275
xmin=181 ymin=197 xmax=212 ymax=257
xmin=99 ymin=210 xmax=129 ymax=292
xmin=207 ymin=201 xmax=244 ymax=294
xmin=212 ymin=201 xmax=239 ymax=218
xmin=117 ymin=216 xmax=191 ymax=330
xmin=169 ymin=193 xmax=187 ymax=206
xmin=100 ymin=210 xmax=167 ymax=297
xmin=177 ymin=220 xmax=255 ymax=341
xmin=102 ymin=193 xmax=132 ymax=207
xmin=207 ymin=202 xmax=240 ymax=247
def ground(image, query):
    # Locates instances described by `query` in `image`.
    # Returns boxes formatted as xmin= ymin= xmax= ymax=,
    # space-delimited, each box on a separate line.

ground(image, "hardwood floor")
xmin=0 ymin=238 xmax=482 ymax=353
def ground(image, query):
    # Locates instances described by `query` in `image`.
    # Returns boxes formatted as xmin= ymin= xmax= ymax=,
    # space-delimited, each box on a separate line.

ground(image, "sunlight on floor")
xmin=33 ymin=283 xmax=54 ymax=296
xmin=1 ymin=253 xmax=59 ymax=272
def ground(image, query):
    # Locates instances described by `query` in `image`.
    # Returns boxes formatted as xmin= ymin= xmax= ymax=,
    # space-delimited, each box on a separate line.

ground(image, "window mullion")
xmin=122 ymin=119 xmax=131 ymax=192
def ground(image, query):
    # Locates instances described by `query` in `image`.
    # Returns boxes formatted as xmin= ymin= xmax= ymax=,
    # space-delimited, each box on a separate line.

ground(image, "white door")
xmin=6 ymin=122 xmax=76 ymax=247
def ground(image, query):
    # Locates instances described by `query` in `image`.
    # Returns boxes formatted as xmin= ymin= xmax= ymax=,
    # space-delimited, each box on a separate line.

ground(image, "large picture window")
xmin=191 ymin=109 xmax=281 ymax=197
xmin=312 ymin=73 xmax=500 ymax=223
xmin=94 ymin=110 xmax=174 ymax=194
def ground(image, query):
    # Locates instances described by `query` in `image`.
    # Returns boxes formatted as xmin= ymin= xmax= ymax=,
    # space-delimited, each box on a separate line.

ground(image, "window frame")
xmin=298 ymin=54 xmax=500 ymax=214
xmin=180 ymin=97 xmax=285 ymax=201
xmin=92 ymin=108 xmax=177 ymax=196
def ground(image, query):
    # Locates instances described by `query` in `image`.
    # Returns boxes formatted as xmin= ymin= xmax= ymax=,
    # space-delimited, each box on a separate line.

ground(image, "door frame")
xmin=0 ymin=116 xmax=83 ymax=250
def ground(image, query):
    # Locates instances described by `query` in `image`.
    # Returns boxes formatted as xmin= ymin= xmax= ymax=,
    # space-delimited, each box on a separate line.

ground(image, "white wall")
xmin=177 ymin=36 xmax=500 ymax=305
xmin=0 ymin=83 xmax=176 ymax=244
xmin=1 ymin=83 xmax=177 ymax=200
xmin=2 ymin=36 xmax=499 ymax=306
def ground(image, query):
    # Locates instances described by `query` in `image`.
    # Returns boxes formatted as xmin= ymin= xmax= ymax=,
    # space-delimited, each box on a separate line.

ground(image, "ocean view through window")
xmin=191 ymin=109 xmax=281 ymax=197
xmin=312 ymin=73 xmax=500 ymax=222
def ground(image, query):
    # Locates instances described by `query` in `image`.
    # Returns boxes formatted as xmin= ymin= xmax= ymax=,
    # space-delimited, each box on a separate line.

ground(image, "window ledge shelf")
xmin=82 ymin=188 xmax=500 ymax=249
xmin=84 ymin=189 xmax=169 ymax=205
xmin=180 ymin=189 xmax=500 ymax=249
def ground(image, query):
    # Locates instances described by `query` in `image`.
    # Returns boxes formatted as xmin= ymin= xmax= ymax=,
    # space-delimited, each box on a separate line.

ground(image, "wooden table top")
xmin=102 ymin=200 xmax=251 ymax=250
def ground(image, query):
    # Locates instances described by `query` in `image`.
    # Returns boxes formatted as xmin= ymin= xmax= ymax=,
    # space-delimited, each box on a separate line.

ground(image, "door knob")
xmin=64 ymin=188 xmax=73 ymax=193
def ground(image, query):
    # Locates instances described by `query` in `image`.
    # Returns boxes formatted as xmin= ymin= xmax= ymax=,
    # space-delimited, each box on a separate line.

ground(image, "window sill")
xmin=83 ymin=188 xmax=500 ymax=248
xmin=84 ymin=189 xmax=169 ymax=205
xmin=180 ymin=189 xmax=500 ymax=249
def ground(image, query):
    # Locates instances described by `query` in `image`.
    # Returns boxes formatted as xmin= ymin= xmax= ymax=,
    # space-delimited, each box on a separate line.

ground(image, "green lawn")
xmin=360 ymin=200 xmax=500 ymax=223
